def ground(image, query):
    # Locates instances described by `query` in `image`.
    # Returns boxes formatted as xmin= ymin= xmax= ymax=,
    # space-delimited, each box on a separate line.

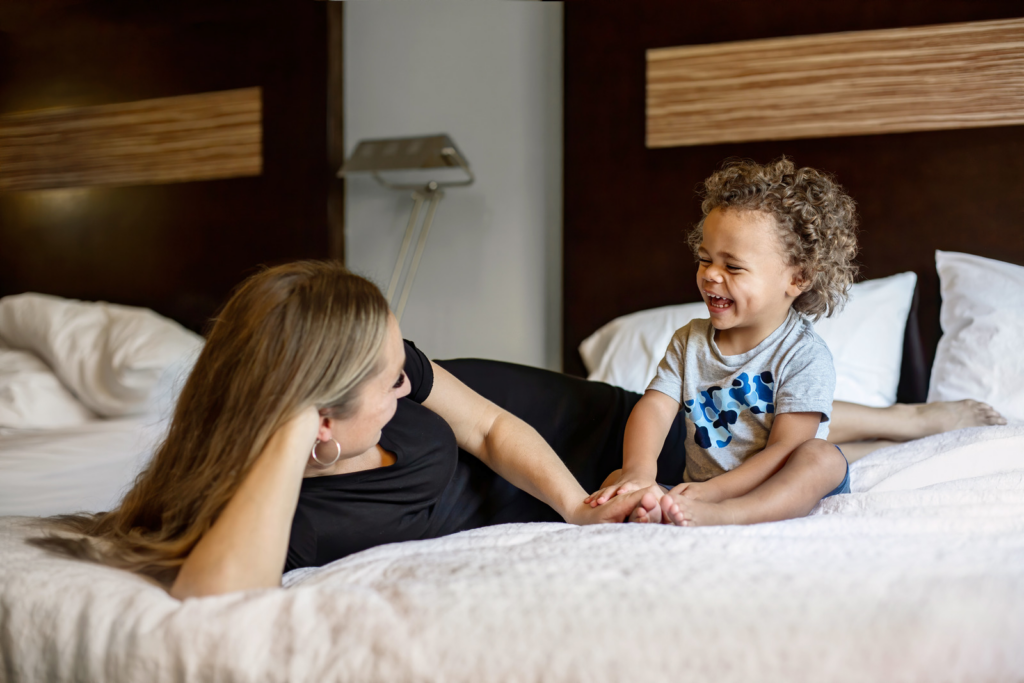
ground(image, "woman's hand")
xmin=275 ymin=404 xmax=322 ymax=460
xmin=567 ymin=489 xmax=647 ymax=525
xmin=584 ymin=469 xmax=656 ymax=507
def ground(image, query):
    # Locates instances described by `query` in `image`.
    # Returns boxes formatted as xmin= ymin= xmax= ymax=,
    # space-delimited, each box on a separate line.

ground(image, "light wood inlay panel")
xmin=647 ymin=19 xmax=1024 ymax=148
xmin=0 ymin=87 xmax=262 ymax=192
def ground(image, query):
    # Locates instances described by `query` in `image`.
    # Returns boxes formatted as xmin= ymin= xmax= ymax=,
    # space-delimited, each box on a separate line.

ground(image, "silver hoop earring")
xmin=311 ymin=438 xmax=342 ymax=466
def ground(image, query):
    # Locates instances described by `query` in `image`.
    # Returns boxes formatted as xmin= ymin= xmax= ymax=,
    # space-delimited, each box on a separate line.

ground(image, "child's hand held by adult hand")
xmin=584 ymin=469 xmax=656 ymax=507
xmin=570 ymin=489 xmax=647 ymax=524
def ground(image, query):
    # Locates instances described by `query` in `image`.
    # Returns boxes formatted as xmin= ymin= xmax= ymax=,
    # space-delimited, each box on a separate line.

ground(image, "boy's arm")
xmin=586 ymin=389 xmax=679 ymax=506
xmin=692 ymin=412 xmax=822 ymax=502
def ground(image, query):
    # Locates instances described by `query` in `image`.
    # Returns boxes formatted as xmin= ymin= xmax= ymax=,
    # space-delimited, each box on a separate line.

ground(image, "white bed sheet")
xmin=0 ymin=417 xmax=166 ymax=517
xmin=2 ymin=423 xmax=1023 ymax=682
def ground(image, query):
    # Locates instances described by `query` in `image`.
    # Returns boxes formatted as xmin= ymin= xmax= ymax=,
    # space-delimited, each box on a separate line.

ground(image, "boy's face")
xmin=696 ymin=207 xmax=805 ymax=338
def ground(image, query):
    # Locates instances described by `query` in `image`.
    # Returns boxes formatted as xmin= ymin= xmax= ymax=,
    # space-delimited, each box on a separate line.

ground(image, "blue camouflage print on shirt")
xmin=682 ymin=371 xmax=775 ymax=449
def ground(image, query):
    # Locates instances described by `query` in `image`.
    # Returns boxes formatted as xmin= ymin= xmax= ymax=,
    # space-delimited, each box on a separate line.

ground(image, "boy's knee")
xmin=794 ymin=438 xmax=846 ymax=474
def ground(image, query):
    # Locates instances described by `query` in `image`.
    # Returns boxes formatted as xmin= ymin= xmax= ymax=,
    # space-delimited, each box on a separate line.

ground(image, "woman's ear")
xmin=316 ymin=415 xmax=335 ymax=443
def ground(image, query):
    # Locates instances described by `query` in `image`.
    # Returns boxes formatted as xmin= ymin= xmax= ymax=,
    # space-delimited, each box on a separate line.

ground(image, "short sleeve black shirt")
xmin=285 ymin=341 xmax=484 ymax=570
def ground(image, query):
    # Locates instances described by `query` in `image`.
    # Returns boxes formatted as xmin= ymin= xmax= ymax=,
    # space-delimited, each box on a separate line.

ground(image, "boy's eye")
xmin=726 ymin=265 xmax=742 ymax=271
xmin=393 ymin=373 xmax=405 ymax=389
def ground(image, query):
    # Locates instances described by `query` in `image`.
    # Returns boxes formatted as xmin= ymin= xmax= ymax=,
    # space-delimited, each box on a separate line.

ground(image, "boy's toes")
xmin=629 ymin=506 xmax=648 ymax=524
xmin=661 ymin=495 xmax=684 ymax=526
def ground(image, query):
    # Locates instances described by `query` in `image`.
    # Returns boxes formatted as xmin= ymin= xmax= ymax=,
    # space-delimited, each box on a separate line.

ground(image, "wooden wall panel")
xmin=0 ymin=88 xmax=262 ymax=192
xmin=647 ymin=18 xmax=1024 ymax=147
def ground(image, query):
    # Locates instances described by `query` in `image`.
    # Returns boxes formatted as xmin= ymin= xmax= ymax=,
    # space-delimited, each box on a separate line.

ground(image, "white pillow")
xmin=812 ymin=272 xmax=917 ymax=407
xmin=0 ymin=347 xmax=96 ymax=429
xmin=928 ymin=251 xmax=1024 ymax=421
xmin=580 ymin=272 xmax=917 ymax=407
xmin=580 ymin=302 xmax=709 ymax=399
xmin=0 ymin=294 xmax=203 ymax=418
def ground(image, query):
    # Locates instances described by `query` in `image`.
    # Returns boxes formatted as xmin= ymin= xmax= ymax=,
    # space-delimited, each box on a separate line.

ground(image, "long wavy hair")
xmin=688 ymin=157 xmax=860 ymax=321
xmin=31 ymin=261 xmax=390 ymax=585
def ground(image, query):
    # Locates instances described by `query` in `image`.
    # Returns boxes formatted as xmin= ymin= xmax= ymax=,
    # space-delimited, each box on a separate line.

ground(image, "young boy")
xmin=586 ymin=158 xmax=857 ymax=526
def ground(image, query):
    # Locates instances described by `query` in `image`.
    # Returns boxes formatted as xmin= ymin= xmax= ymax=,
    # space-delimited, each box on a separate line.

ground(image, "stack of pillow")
xmin=581 ymin=251 xmax=1023 ymax=421
xmin=0 ymin=294 xmax=203 ymax=430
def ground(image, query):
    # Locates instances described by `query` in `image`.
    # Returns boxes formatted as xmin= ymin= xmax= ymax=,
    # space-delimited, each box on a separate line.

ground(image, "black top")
xmin=285 ymin=341 xmax=689 ymax=571
xmin=287 ymin=341 xmax=471 ymax=570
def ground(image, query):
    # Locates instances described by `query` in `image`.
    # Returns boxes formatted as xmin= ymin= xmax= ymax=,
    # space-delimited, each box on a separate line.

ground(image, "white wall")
xmin=344 ymin=0 xmax=563 ymax=370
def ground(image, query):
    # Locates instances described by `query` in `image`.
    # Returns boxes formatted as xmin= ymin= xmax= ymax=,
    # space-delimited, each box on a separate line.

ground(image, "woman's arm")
xmin=169 ymin=407 xmax=318 ymax=600
xmin=693 ymin=411 xmax=821 ymax=502
xmin=422 ymin=362 xmax=641 ymax=525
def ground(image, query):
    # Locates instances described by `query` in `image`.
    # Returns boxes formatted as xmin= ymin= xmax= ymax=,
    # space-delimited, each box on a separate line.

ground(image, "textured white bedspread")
xmin=2 ymin=424 xmax=1023 ymax=683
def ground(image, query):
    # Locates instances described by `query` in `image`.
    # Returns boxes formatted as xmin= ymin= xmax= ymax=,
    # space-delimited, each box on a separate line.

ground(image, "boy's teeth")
xmin=707 ymin=294 xmax=732 ymax=308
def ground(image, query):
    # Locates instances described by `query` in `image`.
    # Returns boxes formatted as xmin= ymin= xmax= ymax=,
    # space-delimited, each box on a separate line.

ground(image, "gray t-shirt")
xmin=647 ymin=308 xmax=835 ymax=483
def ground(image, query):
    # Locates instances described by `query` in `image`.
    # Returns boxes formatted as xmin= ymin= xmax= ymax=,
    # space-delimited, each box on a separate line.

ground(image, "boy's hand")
xmin=667 ymin=480 xmax=724 ymax=504
xmin=585 ymin=469 xmax=657 ymax=507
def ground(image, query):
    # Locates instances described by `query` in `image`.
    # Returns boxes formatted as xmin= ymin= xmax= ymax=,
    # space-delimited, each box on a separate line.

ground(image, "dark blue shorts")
xmin=822 ymin=445 xmax=851 ymax=498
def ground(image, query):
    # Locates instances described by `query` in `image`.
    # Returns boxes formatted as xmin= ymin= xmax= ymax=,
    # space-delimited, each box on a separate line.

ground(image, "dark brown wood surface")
xmin=564 ymin=1 xmax=1024 ymax=397
xmin=0 ymin=1 xmax=334 ymax=332
xmin=647 ymin=19 xmax=1024 ymax=148
xmin=0 ymin=87 xmax=263 ymax=192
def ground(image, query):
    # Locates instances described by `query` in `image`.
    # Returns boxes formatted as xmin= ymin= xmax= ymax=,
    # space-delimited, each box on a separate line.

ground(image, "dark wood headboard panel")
xmin=564 ymin=1 xmax=1024 ymax=400
xmin=0 ymin=1 xmax=337 ymax=333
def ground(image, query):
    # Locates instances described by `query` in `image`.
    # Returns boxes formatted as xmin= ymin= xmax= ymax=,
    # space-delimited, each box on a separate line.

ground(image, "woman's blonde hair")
xmin=688 ymin=157 xmax=859 ymax=320
xmin=32 ymin=261 xmax=390 ymax=585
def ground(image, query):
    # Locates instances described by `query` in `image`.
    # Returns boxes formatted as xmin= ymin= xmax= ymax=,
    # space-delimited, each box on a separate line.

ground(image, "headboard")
xmin=563 ymin=2 xmax=1024 ymax=403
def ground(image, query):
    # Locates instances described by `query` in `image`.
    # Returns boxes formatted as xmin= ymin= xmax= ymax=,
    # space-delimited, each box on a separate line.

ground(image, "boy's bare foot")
xmin=906 ymin=400 xmax=1006 ymax=439
xmin=629 ymin=489 xmax=664 ymax=524
xmin=660 ymin=493 xmax=735 ymax=527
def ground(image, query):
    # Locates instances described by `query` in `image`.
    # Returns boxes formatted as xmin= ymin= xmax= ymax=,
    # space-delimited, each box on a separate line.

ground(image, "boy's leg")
xmin=828 ymin=400 xmax=1005 ymax=446
xmin=661 ymin=439 xmax=846 ymax=527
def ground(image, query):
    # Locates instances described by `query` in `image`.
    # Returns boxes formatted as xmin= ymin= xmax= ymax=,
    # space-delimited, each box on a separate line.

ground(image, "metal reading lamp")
xmin=339 ymin=134 xmax=474 ymax=323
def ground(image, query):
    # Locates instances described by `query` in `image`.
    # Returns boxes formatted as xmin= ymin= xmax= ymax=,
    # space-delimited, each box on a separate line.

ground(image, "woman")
xmin=39 ymin=261 xmax=1003 ymax=598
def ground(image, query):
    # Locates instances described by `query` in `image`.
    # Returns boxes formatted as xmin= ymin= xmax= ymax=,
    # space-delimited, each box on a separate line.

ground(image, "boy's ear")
xmin=787 ymin=268 xmax=811 ymax=297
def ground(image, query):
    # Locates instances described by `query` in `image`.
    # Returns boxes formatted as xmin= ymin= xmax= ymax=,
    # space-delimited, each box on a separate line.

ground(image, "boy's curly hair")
xmin=688 ymin=157 xmax=859 ymax=321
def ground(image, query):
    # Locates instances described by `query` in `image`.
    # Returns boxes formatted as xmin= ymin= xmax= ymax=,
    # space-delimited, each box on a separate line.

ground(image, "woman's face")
xmin=321 ymin=313 xmax=410 ymax=457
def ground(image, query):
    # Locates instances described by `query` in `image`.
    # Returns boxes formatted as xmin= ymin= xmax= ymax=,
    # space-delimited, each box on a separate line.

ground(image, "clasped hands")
xmin=582 ymin=468 xmax=716 ymax=523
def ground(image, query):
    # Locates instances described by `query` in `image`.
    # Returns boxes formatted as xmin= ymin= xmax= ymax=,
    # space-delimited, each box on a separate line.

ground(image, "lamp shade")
xmin=339 ymin=134 xmax=469 ymax=174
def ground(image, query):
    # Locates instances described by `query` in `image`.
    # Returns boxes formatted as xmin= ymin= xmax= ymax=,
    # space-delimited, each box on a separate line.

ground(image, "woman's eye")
xmin=393 ymin=373 xmax=405 ymax=389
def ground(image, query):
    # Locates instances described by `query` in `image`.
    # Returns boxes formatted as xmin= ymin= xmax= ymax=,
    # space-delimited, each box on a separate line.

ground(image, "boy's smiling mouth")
xmin=704 ymin=290 xmax=734 ymax=311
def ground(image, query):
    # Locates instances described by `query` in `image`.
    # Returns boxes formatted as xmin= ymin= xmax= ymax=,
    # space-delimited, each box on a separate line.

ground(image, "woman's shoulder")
xmin=403 ymin=340 xmax=434 ymax=404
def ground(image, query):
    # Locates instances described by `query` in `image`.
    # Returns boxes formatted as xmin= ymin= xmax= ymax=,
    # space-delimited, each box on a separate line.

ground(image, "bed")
xmin=1 ymin=250 xmax=1023 ymax=682
xmin=2 ymin=428 xmax=1023 ymax=681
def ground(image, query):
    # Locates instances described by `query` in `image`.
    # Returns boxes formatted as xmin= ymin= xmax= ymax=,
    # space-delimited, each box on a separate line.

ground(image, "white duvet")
xmin=2 ymin=424 xmax=1023 ymax=683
